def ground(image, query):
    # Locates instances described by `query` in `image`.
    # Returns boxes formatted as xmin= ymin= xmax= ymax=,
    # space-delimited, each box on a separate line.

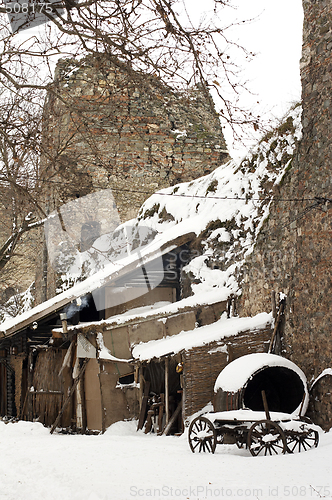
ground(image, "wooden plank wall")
xmin=0 ymin=361 xmax=7 ymax=415
xmin=28 ymin=349 xmax=64 ymax=427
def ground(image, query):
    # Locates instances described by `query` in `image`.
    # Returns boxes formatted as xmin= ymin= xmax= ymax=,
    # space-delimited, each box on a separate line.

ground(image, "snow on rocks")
xmin=136 ymin=104 xmax=302 ymax=299
xmin=0 ymin=105 xmax=302 ymax=324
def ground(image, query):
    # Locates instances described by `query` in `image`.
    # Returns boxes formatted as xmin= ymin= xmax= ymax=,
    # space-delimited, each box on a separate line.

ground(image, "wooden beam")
xmin=27 ymin=351 xmax=33 ymax=421
xmin=138 ymin=365 xmax=143 ymax=411
xmin=158 ymin=393 xmax=165 ymax=433
xmin=268 ymin=301 xmax=284 ymax=353
xmin=261 ymin=390 xmax=271 ymax=421
xmin=271 ymin=290 xmax=277 ymax=319
xmin=137 ymin=380 xmax=150 ymax=431
xmin=165 ymin=357 xmax=169 ymax=426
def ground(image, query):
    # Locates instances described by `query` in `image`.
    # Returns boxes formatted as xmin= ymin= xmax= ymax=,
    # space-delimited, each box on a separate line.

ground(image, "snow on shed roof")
xmin=132 ymin=312 xmax=272 ymax=361
xmin=0 ymin=230 xmax=194 ymax=338
xmin=214 ymin=353 xmax=308 ymax=393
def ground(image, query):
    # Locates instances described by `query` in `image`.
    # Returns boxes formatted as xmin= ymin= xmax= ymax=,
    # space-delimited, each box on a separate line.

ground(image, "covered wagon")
xmin=188 ymin=353 xmax=319 ymax=456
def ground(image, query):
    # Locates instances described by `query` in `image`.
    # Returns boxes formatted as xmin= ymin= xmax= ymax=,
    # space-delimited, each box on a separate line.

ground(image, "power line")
xmin=0 ymin=174 xmax=324 ymax=204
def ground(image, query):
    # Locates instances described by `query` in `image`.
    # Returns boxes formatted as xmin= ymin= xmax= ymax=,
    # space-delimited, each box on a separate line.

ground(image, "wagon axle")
xmin=188 ymin=414 xmax=319 ymax=456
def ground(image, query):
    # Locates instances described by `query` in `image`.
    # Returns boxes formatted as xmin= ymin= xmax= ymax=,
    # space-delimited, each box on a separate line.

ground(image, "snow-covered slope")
xmin=134 ymin=104 xmax=302 ymax=300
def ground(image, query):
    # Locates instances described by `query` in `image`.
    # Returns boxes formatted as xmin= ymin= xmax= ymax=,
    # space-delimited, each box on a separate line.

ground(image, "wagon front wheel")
xmin=248 ymin=420 xmax=287 ymax=456
xmin=188 ymin=416 xmax=217 ymax=453
xmin=286 ymin=428 xmax=319 ymax=453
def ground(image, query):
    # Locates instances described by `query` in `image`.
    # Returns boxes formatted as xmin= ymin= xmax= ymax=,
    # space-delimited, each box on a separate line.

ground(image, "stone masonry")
xmin=42 ymin=54 xmax=229 ymax=221
xmin=240 ymin=0 xmax=332 ymax=429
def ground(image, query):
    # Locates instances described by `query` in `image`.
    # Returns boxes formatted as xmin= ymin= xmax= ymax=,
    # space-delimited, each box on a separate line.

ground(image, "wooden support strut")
xmin=50 ymin=358 xmax=89 ymax=434
xmin=268 ymin=300 xmax=285 ymax=354
xmin=162 ymin=400 xmax=182 ymax=436
xmin=137 ymin=380 xmax=150 ymax=431
xmin=271 ymin=290 xmax=277 ymax=320
xmin=261 ymin=390 xmax=271 ymax=421
xmin=165 ymin=357 xmax=169 ymax=426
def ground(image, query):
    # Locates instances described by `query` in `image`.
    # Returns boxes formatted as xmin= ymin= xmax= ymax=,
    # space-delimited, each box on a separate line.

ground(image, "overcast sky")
xmin=216 ymin=0 xmax=304 ymax=156
xmin=19 ymin=0 xmax=304 ymax=158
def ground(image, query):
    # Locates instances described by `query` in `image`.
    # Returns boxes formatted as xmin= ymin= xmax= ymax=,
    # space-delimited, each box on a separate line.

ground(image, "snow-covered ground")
xmin=0 ymin=419 xmax=331 ymax=500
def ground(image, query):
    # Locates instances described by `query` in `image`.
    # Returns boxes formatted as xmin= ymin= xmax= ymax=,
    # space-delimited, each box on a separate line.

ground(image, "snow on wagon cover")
xmin=136 ymin=104 xmax=302 ymax=298
xmin=214 ymin=353 xmax=308 ymax=395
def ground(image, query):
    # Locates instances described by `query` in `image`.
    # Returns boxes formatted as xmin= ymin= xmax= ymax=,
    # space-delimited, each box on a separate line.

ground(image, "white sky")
xmin=14 ymin=0 xmax=304 ymax=158
xmin=219 ymin=0 xmax=304 ymax=156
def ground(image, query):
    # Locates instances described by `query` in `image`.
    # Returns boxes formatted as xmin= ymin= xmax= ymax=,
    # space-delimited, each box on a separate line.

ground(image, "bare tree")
xmin=0 ymin=90 xmax=46 ymax=275
xmin=0 ymin=0 xmax=256 ymax=130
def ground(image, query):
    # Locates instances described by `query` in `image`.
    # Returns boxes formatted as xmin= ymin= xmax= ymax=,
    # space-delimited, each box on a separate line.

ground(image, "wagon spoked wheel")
xmin=188 ymin=416 xmax=217 ymax=453
xmin=236 ymin=432 xmax=246 ymax=449
xmin=286 ymin=429 xmax=319 ymax=454
xmin=248 ymin=420 xmax=287 ymax=457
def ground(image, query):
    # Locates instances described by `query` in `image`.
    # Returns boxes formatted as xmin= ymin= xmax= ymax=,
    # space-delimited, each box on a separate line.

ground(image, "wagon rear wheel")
xmin=188 ymin=416 xmax=217 ymax=453
xmin=236 ymin=432 xmax=246 ymax=449
xmin=286 ymin=428 xmax=319 ymax=453
xmin=248 ymin=420 xmax=287 ymax=457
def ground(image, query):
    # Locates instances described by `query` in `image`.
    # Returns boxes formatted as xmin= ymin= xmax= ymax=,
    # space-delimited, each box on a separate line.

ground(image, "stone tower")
xmin=42 ymin=55 xmax=229 ymax=221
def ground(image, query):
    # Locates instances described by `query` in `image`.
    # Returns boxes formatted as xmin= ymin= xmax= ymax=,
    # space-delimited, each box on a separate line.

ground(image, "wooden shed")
xmin=132 ymin=314 xmax=274 ymax=429
xmin=0 ymin=233 xmax=194 ymax=428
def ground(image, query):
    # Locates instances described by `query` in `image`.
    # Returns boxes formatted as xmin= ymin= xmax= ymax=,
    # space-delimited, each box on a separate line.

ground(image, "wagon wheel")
xmin=235 ymin=431 xmax=246 ymax=449
xmin=247 ymin=420 xmax=287 ymax=456
xmin=188 ymin=416 xmax=217 ymax=453
xmin=286 ymin=428 xmax=319 ymax=454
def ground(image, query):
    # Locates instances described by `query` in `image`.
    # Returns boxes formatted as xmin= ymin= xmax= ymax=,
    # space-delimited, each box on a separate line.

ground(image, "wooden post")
xmin=80 ymin=367 xmax=87 ymax=434
xmin=299 ymin=393 xmax=306 ymax=417
xmin=261 ymin=390 xmax=271 ymax=421
xmin=271 ymin=290 xmax=277 ymax=319
xmin=139 ymin=364 xmax=143 ymax=411
xmin=165 ymin=357 xmax=169 ymax=426
xmin=162 ymin=400 xmax=182 ymax=436
xmin=268 ymin=301 xmax=285 ymax=353
xmin=27 ymin=351 xmax=34 ymax=421
xmin=137 ymin=380 xmax=150 ymax=430
xmin=158 ymin=393 xmax=165 ymax=433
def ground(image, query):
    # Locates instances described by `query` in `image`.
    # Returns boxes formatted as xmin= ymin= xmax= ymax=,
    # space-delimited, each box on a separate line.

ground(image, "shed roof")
xmin=0 ymin=231 xmax=194 ymax=338
xmin=132 ymin=312 xmax=272 ymax=361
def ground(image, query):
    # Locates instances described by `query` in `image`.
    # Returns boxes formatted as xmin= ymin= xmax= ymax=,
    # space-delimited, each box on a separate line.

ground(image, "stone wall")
xmin=1 ymin=55 xmax=229 ymax=307
xmin=42 ymin=55 xmax=229 ymax=222
xmin=240 ymin=0 xmax=332 ymax=429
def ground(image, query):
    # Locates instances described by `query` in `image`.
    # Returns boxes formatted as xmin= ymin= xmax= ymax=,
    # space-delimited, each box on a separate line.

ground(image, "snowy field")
xmin=0 ymin=419 xmax=331 ymax=500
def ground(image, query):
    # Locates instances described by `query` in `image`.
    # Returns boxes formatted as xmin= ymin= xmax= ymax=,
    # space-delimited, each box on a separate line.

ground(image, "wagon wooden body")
xmin=188 ymin=354 xmax=320 ymax=456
